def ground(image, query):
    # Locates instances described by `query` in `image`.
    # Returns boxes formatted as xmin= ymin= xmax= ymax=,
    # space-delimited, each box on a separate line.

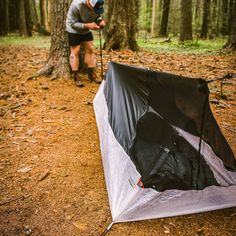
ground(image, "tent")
xmin=93 ymin=61 xmax=236 ymax=225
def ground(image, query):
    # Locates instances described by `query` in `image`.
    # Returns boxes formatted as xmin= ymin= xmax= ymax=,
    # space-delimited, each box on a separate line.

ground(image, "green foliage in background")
xmin=138 ymin=37 xmax=228 ymax=54
xmin=0 ymin=35 xmax=50 ymax=48
xmin=0 ymin=34 xmax=228 ymax=54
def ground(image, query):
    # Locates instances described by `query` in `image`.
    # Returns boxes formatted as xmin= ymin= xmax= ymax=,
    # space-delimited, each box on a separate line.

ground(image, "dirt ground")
xmin=0 ymin=45 xmax=236 ymax=236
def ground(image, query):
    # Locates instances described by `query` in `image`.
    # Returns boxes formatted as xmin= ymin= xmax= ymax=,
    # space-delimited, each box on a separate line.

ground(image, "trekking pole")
xmin=99 ymin=29 xmax=104 ymax=80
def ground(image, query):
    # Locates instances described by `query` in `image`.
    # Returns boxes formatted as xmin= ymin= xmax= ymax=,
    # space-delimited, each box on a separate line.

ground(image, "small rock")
xmin=17 ymin=165 xmax=31 ymax=173
xmin=38 ymin=171 xmax=50 ymax=181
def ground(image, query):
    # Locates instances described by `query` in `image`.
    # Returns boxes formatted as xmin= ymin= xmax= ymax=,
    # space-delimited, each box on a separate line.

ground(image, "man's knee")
xmin=70 ymin=45 xmax=80 ymax=56
xmin=85 ymin=43 xmax=94 ymax=54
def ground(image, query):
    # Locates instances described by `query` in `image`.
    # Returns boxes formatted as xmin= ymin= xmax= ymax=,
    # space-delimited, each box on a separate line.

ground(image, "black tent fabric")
xmin=104 ymin=62 xmax=236 ymax=192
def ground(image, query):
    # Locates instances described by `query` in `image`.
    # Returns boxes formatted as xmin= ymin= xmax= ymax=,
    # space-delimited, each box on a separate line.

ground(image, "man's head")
xmin=89 ymin=0 xmax=104 ymax=14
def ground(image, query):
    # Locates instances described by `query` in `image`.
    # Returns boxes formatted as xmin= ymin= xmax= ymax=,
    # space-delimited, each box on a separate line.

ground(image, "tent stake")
xmin=100 ymin=222 xmax=114 ymax=236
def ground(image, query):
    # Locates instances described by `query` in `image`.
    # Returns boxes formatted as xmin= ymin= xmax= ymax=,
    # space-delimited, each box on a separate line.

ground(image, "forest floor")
xmin=0 ymin=44 xmax=236 ymax=236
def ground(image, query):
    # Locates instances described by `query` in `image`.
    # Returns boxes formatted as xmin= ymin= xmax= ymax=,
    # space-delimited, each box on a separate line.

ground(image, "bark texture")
xmin=105 ymin=0 xmax=139 ymax=51
xmin=0 ymin=0 xmax=8 ymax=36
xmin=179 ymin=0 xmax=193 ymax=42
xmin=224 ymin=0 xmax=236 ymax=49
xmin=200 ymin=0 xmax=211 ymax=39
xmin=19 ymin=0 xmax=32 ymax=36
xmin=36 ymin=0 xmax=71 ymax=78
xmin=159 ymin=0 xmax=170 ymax=37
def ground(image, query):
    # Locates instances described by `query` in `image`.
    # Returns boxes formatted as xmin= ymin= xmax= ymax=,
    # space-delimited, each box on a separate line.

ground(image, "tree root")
xmin=27 ymin=57 xmax=70 ymax=80
xmin=27 ymin=62 xmax=54 ymax=80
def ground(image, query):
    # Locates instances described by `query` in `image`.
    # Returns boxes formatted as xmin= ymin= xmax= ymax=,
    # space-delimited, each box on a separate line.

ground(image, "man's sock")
xmin=72 ymin=70 xmax=79 ymax=79
xmin=87 ymin=68 xmax=94 ymax=79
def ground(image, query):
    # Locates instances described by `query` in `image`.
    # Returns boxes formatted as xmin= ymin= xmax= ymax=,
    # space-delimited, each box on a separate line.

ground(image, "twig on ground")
xmin=0 ymin=194 xmax=30 ymax=206
xmin=222 ymin=125 xmax=236 ymax=133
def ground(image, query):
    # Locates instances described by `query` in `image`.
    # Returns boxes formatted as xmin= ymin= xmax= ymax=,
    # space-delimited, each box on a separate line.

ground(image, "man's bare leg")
xmin=83 ymin=41 xmax=101 ymax=84
xmin=70 ymin=45 xmax=84 ymax=87
xmin=83 ymin=40 xmax=96 ymax=68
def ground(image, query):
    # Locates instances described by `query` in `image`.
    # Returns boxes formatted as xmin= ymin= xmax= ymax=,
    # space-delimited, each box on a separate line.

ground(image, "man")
xmin=66 ymin=0 xmax=105 ymax=87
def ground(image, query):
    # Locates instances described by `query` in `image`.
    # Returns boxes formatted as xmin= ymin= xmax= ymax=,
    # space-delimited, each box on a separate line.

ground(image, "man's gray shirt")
xmin=66 ymin=0 xmax=99 ymax=34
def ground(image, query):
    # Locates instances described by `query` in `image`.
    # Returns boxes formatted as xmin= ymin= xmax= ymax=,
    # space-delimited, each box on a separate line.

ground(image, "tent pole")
xmin=196 ymin=91 xmax=209 ymax=189
xmin=99 ymin=29 xmax=104 ymax=80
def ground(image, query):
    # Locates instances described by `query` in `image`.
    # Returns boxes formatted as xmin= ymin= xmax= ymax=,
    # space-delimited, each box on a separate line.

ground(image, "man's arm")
xmin=70 ymin=4 xmax=101 ymax=31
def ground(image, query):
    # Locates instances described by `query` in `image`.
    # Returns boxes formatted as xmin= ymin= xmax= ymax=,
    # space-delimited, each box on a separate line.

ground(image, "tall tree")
xmin=30 ymin=0 xmax=50 ymax=35
xmin=19 ymin=0 xmax=32 ymax=36
xmin=40 ymin=0 xmax=51 ymax=33
xmin=36 ymin=0 xmax=71 ymax=78
xmin=211 ymin=0 xmax=218 ymax=37
xmin=221 ymin=0 xmax=229 ymax=35
xmin=169 ymin=0 xmax=180 ymax=37
xmin=0 ymin=0 xmax=9 ymax=36
xmin=193 ymin=0 xmax=202 ymax=36
xmin=105 ymin=0 xmax=139 ymax=51
xmin=159 ymin=0 xmax=171 ymax=37
xmin=224 ymin=0 xmax=236 ymax=49
xmin=179 ymin=0 xmax=193 ymax=42
xmin=9 ymin=0 xmax=19 ymax=33
xmin=151 ymin=0 xmax=158 ymax=37
xmin=200 ymin=0 xmax=211 ymax=39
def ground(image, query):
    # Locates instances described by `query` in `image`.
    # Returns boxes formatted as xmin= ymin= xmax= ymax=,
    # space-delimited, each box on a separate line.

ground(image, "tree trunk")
xmin=24 ymin=0 xmax=32 ymax=36
xmin=0 ymin=0 xmax=8 ymax=36
xmin=224 ymin=0 xmax=236 ymax=49
xmin=40 ymin=0 xmax=51 ymax=33
xmin=151 ymin=0 xmax=158 ymax=37
xmin=179 ymin=0 xmax=193 ymax=42
xmin=169 ymin=0 xmax=180 ymax=37
xmin=46 ymin=0 xmax=52 ymax=32
xmin=200 ymin=0 xmax=211 ymax=39
xmin=5 ymin=0 xmax=10 ymax=33
xmin=19 ymin=0 xmax=32 ymax=36
xmin=9 ymin=0 xmax=19 ymax=32
xmin=36 ymin=0 xmax=71 ymax=78
xmin=221 ymin=0 xmax=229 ymax=35
xmin=159 ymin=0 xmax=171 ymax=37
xmin=228 ymin=0 xmax=234 ymax=33
xmin=193 ymin=0 xmax=201 ymax=37
xmin=30 ymin=0 xmax=50 ymax=35
xmin=211 ymin=0 xmax=218 ymax=37
xmin=105 ymin=0 xmax=139 ymax=51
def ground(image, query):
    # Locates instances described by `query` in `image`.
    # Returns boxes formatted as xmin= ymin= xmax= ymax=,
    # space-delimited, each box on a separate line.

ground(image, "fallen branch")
xmin=0 ymin=194 xmax=30 ymax=206
xmin=222 ymin=125 xmax=236 ymax=133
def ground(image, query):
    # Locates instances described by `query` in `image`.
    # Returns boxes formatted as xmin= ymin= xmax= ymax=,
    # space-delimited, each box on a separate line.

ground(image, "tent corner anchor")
xmin=100 ymin=221 xmax=114 ymax=236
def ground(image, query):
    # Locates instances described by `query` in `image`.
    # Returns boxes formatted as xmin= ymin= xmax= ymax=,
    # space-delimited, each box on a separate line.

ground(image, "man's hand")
xmin=98 ymin=20 xmax=105 ymax=29
xmin=84 ymin=22 xmax=100 ymax=30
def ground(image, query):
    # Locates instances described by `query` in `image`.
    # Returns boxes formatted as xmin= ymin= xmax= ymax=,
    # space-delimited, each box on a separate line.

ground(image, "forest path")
xmin=0 ymin=46 xmax=236 ymax=235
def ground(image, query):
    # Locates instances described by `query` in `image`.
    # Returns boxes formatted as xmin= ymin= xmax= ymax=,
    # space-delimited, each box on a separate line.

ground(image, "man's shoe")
xmin=88 ymin=72 xmax=101 ymax=84
xmin=74 ymin=79 xmax=84 ymax=87
xmin=74 ymin=77 xmax=84 ymax=87
xmin=73 ymin=71 xmax=84 ymax=87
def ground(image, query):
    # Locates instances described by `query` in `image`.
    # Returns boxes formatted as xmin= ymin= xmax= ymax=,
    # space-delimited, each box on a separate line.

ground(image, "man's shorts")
xmin=68 ymin=32 xmax=93 ymax=46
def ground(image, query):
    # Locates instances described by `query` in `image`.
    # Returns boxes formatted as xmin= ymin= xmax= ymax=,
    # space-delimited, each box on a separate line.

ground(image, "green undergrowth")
xmin=0 ymin=34 xmax=229 ymax=54
xmin=0 ymin=34 xmax=50 ymax=48
xmin=137 ymin=37 xmax=228 ymax=54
